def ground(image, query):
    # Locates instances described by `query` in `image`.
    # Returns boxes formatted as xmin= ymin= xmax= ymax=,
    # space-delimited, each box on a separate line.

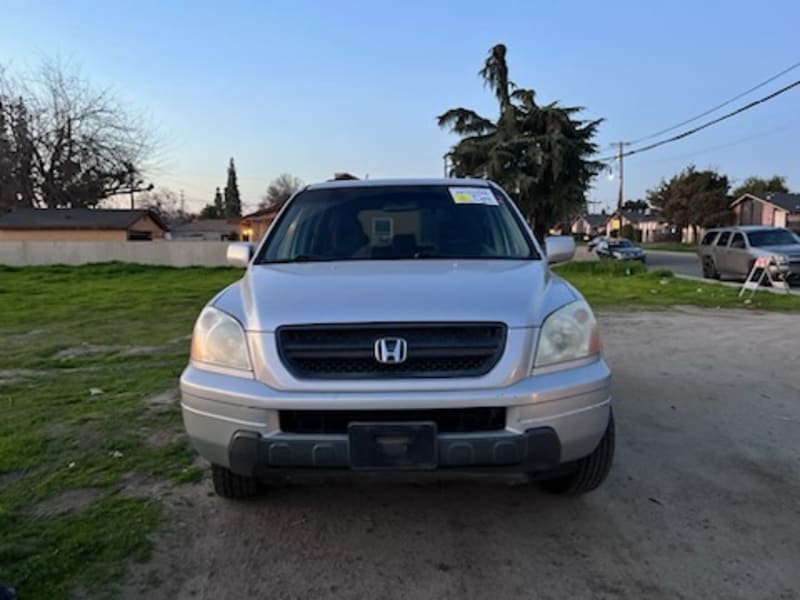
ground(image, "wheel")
xmin=539 ymin=414 xmax=615 ymax=495
xmin=211 ymin=464 xmax=260 ymax=499
xmin=702 ymin=256 xmax=719 ymax=280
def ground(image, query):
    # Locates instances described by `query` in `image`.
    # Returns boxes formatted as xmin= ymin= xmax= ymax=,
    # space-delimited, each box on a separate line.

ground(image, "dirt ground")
xmin=123 ymin=308 xmax=800 ymax=600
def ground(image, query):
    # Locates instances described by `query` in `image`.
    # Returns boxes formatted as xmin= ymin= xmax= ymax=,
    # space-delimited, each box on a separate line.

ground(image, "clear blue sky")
xmin=2 ymin=0 xmax=798 ymax=213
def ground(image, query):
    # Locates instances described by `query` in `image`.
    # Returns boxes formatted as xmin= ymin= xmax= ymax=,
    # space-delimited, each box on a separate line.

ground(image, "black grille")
xmin=276 ymin=322 xmax=506 ymax=379
xmin=280 ymin=408 xmax=507 ymax=434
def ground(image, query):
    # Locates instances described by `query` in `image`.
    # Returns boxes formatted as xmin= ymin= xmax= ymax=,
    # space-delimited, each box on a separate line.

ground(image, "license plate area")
xmin=348 ymin=422 xmax=437 ymax=470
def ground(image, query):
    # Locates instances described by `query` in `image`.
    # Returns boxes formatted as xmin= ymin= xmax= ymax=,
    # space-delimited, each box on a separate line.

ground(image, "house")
xmin=169 ymin=219 xmax=241 ymax=241
xmin=0 ymin=208 xmax=168 ymax=241
xmin=606 ymin=210 xmax=672 ymax=243
xmin=240 ymin=207 xmax=281 ymax=242
xmin=731 ymin=192 xmax=800 ymax=233
xmin=571 ymin=214 xmax=609 ymax=239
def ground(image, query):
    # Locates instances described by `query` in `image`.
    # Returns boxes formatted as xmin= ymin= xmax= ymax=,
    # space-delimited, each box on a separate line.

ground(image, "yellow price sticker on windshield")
xmin=448 ymin=187 xmax=498 ymax=205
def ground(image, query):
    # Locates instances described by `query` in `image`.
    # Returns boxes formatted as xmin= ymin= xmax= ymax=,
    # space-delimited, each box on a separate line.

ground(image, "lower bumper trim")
xmin=228 ymin=427 xmax=561 ymax=475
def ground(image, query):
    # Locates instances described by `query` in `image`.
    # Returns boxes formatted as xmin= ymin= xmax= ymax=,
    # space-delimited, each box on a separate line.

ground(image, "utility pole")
xmin=180 ymin=190 xmax=185 ymax=216
xmin=616 ymin=141 xmax=624 ymax=214
xmin=613 ymin=141 xmax=625 ymax=238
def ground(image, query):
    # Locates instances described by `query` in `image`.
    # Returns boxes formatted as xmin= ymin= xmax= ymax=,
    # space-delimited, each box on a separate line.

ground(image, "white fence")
xmin=0 ymin=241 xmax=232 ymax=267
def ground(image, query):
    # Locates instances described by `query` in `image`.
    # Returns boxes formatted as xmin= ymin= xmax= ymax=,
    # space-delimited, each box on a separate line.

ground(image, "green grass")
xmin=642 ymin=242 xmax=697 ymax=253
xmin=0 ymin=260 xmax=797 ymax=597
xmin=555 ymin=261 xmax=800 ymax=311
xmin=0 ymin=263 xmax=239 ymax=599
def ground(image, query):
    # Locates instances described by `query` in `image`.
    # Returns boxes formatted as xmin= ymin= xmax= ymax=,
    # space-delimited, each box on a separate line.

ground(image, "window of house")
xmin=127 ymin=230 xmax=153 ymax=241
xmin=715 ymin=231 xmax=731 ymax=246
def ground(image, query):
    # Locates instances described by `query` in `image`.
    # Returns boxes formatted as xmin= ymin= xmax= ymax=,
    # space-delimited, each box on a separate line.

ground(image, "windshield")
xmin=608 ymin=240 xmax=634 ymax=248
xmin=747 ymin=229 xmax=800 ymax=247
xmin=255 ymin=185 xmax=537 ymax=263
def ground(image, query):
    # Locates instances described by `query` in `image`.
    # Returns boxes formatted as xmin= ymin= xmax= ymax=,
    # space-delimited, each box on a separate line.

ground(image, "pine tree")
xmin=224 ymin=158 xmax=241 ymax=217
xmin=214 ymin=187 xmax=224 ymax=214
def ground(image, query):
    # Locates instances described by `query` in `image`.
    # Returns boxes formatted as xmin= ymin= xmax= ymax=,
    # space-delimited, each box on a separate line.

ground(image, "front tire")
xmin=539 ymin=414 xmax=615 ymax=495
xmin=702 ymin=256 xmax=719 ymax=279
xmin=212 ymin=464 xmax=260 ymax=499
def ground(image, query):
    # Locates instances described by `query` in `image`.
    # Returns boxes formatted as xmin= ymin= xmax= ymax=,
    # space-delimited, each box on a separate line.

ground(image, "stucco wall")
xmin=0 ymin=229 xmax=128 ymax=241
xmin=0 ymin=240 xmax=232 ymax=267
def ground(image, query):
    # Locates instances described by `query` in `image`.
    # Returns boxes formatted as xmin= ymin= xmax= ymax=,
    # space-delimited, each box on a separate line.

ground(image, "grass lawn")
xmin=0 ymin=264 xmax=239 ymax=599
xmin=1 ymin=261 xmax=797 ymax=598
xmin=642 ymin=242 xmax=697 ymax=253
xmin=555 ymin=261 xmax=800 ymax=311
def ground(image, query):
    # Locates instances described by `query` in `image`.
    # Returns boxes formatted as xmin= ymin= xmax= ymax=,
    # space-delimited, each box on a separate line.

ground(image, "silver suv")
xmin=180 ymin=179 xmax=614 ymax=498
xmin=697 ymin=226 xmax=800 ymax=282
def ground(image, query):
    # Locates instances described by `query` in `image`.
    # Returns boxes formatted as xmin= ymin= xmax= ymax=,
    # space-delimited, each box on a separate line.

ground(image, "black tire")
xmin=539 ymin=414 xmax=615 ymax=495
xmin=211 ymin=464 xmax=260 ymax=499
xmin=702 ymin=256 xmax=719 ymax=280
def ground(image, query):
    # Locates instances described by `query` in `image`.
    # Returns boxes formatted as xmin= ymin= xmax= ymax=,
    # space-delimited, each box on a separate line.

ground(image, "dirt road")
xmin=124 ymin=308 xmax=800 ymax=600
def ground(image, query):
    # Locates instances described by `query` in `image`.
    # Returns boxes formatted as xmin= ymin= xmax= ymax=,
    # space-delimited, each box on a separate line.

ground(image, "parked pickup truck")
xmin=697 ymin=226 xmax=800 ymax=283
xmin=180 ymin=178 xmax=614 ymax=498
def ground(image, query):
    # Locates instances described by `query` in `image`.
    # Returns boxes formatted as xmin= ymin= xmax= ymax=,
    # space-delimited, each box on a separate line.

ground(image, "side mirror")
xmin=226 ymin=242 xmax=254 ymax=268
xmin=545 ymin=236 xmax=575 ymax=265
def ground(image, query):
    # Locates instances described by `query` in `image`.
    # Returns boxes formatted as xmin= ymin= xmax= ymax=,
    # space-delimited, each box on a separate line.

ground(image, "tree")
xmin=622 ymin=199 xmax=649 ymax=212
xmin=731 ymin=175 xmax=788 ymax=199
xmin=0 ymin=60 xmax=155 ymax=209
xmin=223 ymin=158 xmax=241 ymax=217
xmin=261 ymin=173 xmax=302 ymax=209
xmin=647 ymin=166 xmax=731 ymax=239
xmin=137 ymin=187 xmax=192 ymax=225
xmin=438 ymin=44 xmax=603 ymax=242
xmin=199 ymin=187 xmax=224 ymax=218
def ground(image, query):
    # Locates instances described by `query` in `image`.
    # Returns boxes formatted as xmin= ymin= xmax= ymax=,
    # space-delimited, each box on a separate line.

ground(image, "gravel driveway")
xmin=124 ymin=308 xmax=800 ymax=600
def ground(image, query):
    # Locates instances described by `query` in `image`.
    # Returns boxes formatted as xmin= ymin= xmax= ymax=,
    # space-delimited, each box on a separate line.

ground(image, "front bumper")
xmin=180 ymin=358 xmax=612 ymax=474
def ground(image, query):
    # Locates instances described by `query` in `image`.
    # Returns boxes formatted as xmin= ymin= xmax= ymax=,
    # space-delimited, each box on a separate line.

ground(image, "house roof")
xmin=582 ymin=214 xmax=609 ymax=227
xmin=0 ymin=208 xmax=168 ymax=231
xmin=172 ymin=219 xmax=240 ymax=233
xmin=731 ymin=192 xmax=800 ymax=213
xmin=242 ymin=207 xmax=281 ymax=220
xmin=621 ymin=210 xmax=664 ymax=224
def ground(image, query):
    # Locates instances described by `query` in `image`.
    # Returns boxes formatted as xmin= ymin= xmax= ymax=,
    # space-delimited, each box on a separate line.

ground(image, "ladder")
xmin=739 ymin=256 xmax=791 ymax=297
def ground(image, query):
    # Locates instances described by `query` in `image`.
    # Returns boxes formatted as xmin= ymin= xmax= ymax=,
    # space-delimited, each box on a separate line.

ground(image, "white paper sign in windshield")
xmin=448 ymin=187 xmax=499 ymax=206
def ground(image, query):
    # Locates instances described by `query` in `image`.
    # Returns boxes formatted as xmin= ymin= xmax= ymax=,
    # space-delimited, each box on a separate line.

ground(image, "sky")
xmin=2 ymin=0 xmax=798 ymax=214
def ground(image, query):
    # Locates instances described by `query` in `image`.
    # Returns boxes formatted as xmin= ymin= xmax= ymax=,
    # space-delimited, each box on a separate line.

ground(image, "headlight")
xmin=612 ymin=251 xmax=622 ymax=258
xmin=775 ymin=254 xmax=789 ymax=265
xmin=534 ymin=300 xmax=602 ymax=369
xmin=191 ymin=306 xmax=252 ymax=372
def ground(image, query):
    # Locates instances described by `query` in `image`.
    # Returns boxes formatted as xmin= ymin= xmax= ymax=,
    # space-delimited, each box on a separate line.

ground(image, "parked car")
xmin=595 ymin=238 xmax=647 ymax=262
xmin=697 ymin=226 xmax=800 ymax=282
xmin=181 ymin=178 xmax=614 ymax=499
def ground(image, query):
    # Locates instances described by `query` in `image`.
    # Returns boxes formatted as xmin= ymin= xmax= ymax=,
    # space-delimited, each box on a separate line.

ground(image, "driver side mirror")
xmin=226 ymin=242 xmax=254 ymax=268
xmin=545 ymin=236 xmax=576 ymax=265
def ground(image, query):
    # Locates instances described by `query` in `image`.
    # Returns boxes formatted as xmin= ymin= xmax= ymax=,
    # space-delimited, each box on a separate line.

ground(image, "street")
xmin=122 ymin=309 xmax=800 ymax=600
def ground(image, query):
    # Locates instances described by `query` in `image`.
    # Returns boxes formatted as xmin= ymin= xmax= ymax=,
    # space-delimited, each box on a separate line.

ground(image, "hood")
xmin=217 ymin=260 xmax=577 ymax=331
xmin=755 ymin=244 xmax=800 ymax=257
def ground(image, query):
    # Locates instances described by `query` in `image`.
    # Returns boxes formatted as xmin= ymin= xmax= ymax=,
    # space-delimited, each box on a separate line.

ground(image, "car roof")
xmin=707 ymin=225 xmax=786 ymax=233
xmin=306 ymin=177 xmax=491 ymax=191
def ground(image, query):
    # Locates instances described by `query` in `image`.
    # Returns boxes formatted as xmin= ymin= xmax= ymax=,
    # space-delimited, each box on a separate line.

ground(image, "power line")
xmin=624 ymin=60 xmax=800 ymax=146
xmin=633 ymin=120 xmax=798 ymax=166
xmin=597 ymin=78 xmax=800 ymax=163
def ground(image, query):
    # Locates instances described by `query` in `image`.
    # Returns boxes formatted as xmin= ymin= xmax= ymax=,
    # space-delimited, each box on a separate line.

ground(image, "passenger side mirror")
xmin=227 ymin=242 xmax=254 ymax=268
xmin=545 ymin=236 xmax=576 ymax=265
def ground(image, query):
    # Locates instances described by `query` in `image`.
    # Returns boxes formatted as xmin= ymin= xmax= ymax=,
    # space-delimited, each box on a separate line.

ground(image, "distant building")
xmin=169 ymin=219 xmax=241 ymax=241
xmin=240 ymin=207 xmax=281 ymax=242
xmin=0 ymin=208 xmax=168 ymax=241
xmin=731 ymin=192 xmax=800 ymax=233
xmin=606 ymin=210 xmax=671 ymax=243
xmin=571 ymin=214 xmax=609 ymax=238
